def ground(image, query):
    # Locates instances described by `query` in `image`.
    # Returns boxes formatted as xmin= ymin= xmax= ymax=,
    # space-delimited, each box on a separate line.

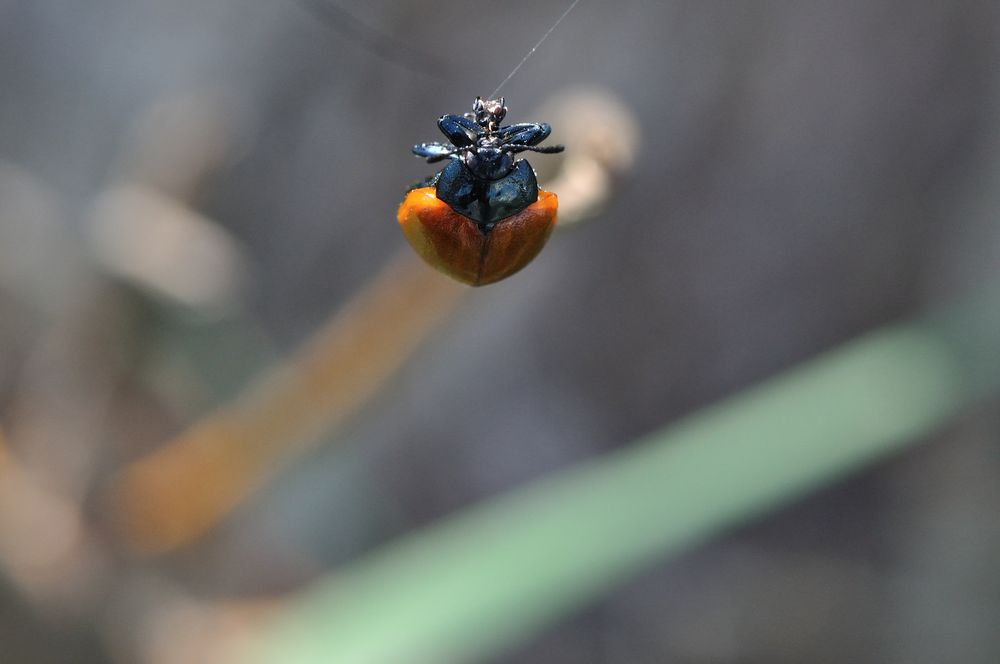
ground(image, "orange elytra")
xmin=397 ymin=187 xmax=557 ymax=286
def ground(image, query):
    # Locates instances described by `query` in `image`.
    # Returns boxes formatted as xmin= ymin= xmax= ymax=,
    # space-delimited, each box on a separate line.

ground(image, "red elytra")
xmin=397 ymin=187 xmax=558 ymax=286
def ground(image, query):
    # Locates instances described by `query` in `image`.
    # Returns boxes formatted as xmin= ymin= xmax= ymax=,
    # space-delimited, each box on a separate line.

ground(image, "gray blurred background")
xmin=0 ymin=0 xmax=999 ymax=662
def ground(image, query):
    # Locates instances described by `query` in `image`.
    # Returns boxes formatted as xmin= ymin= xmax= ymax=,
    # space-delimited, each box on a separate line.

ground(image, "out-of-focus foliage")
xmin=241 ymin=296 xmax=1000 ymax=663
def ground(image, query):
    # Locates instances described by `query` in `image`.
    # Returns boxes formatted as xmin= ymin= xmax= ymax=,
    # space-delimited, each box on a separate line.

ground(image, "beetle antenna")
xmin=505 ymin=144 xmax=566 ymax=154
xmin=426 ymin=143 xmax=565 ymax=162
xmin=488 ymin=0 xmax=581 ymax=99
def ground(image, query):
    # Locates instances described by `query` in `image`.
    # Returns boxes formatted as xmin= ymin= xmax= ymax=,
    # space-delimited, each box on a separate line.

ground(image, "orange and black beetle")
xmin=398 ymin=97 xmax=564 ymax=286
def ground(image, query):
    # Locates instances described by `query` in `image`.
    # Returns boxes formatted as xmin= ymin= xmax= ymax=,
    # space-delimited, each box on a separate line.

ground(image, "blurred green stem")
xmin=239 ymin=286 xmax=1000 ymax=664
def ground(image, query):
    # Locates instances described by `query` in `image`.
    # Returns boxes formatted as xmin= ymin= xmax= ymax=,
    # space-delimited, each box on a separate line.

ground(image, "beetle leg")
xmin=437 ymin=114 xmax=481 ymax=147
xmin=497 ymin=122 xmax=551 ymax=147
xmin=412 ymin=142 xmax=463 ymax=162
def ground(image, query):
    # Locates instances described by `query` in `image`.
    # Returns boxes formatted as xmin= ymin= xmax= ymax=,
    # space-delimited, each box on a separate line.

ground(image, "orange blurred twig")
xmin=109 ymin=251 xmax=466 ymax=554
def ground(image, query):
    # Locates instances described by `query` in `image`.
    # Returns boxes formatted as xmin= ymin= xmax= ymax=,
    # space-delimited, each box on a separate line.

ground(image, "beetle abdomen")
xmin=397 ymin=188 xmax=557 ymax=286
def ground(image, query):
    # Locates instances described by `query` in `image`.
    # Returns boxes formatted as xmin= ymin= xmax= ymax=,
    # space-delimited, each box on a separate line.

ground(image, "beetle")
xmin=397 ymin=97 xmax=564 ymax=286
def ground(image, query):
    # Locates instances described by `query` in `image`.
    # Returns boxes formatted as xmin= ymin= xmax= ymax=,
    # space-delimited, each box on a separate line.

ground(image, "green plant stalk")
xmin=239 ymin=289 xmax=999 ymax=664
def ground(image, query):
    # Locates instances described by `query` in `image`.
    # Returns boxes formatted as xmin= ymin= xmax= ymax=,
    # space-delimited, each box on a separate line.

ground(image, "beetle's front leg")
xmin=438 ymin=114 xmax=481 ymax=147
xmin=412 ymin=142 xmax=460 ymax=163
xmin=498 ymin=122 xmax=551 ymax=148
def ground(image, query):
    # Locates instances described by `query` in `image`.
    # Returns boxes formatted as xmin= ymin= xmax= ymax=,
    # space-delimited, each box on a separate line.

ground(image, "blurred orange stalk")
xmin=109 ymin=252 xmax=466 ymax=554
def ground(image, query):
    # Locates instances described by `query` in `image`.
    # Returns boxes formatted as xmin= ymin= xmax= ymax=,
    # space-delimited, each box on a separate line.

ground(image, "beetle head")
xmin=473 ymin=96 xmax=507 ymax=133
